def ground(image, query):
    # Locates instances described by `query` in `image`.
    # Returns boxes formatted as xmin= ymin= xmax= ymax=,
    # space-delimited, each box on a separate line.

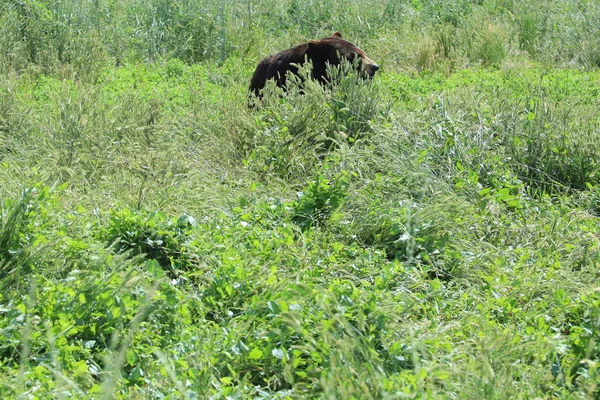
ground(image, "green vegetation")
xmin=1 ymin=0 xmax=600 ymax=398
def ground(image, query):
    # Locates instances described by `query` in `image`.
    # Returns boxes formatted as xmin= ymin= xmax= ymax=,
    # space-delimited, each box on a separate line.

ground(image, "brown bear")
xmin=249 ymin=32 xmax=379 ymax=97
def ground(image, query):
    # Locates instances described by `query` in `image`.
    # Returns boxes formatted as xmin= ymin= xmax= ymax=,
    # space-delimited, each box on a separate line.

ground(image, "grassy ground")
xmin=1 ymin=0 xmax=600 ymax=398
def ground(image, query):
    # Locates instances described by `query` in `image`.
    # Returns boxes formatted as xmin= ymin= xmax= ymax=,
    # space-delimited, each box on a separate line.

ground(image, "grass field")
xmin=1 ymin=0 xmax=600 ymax=398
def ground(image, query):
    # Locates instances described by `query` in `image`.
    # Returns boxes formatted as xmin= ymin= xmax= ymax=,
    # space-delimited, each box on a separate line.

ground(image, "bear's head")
xmin=307 ymin=32 xmax=379 ymax=79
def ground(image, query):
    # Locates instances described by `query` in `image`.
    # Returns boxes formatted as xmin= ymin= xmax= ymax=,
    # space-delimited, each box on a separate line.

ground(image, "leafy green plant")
xmin=560 ymin=289 xmax=600 ymax=396
xmin=0 ymin=254 xmax=180 ymax=396
xmin=97 ymin=209 xmax=195 ymax=274
xmin=292 ymin=166 xmax=351 ymax=229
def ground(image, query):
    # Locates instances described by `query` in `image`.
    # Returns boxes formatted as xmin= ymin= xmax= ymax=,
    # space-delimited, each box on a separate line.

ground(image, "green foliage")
xmin=244 ymin=68 xmax=328 ymax=180
xmin=292 ymin=164 xmax=351 ymax=229
xmin=2 ymin=1 xmax=600 ymax=398
xmin=98 ymin=209 xmax=195 ymax=274
xmin=244 ymin=60 xmax=386 ymax=180
xmin=3 ymin=0 xmax=600 ymax=76
xmin=560 ymin=289 xmax=600 ymax=394
xmin=0 ymin=185 xmax=54 ymax=288
xmin=324 ymin=59 xmax=389 ymax=144
xmin=514 ymin=7 xmax=545 ymax=56
xmin=421 ymin=0 xmax=476 ymax=27
xmin=502 ymin=91 xmax=600 ymax=193
xmin=471 ymin=20 xmax=507 ymax=67
xmin=0 ymin=255 xmax=182 ymax=395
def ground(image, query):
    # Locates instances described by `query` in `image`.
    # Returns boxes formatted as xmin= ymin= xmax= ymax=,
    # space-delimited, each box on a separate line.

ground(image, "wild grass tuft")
xmin=0 ymin=186 xmax=49 ymax=288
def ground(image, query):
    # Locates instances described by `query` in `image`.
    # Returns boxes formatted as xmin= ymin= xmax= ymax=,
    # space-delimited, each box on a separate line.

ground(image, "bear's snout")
xmin=361 ymin=61 xmax=379 ymax=78
xmin=367 ymin=63 xmax=379 ymax=77
xmin=359 ymin=54 xmax=379 ymax=78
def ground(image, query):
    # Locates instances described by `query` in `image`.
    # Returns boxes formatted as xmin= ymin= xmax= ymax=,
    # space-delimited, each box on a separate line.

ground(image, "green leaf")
xmin=248 ymin=348 xmax=263 ymax=360
xmin=220 ymin=377 xmax=233 ymax=385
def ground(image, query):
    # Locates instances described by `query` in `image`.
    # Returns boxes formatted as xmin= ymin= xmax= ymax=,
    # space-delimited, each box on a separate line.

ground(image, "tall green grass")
xmin=1 ymin=0 xmax=600 ymax=398
xmin=2 ymin=0 xmax=600 ymax=77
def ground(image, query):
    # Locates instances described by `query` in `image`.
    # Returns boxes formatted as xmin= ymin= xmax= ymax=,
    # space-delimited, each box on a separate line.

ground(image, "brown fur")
xmin=249 ymin=32 xmax=379 ymax=97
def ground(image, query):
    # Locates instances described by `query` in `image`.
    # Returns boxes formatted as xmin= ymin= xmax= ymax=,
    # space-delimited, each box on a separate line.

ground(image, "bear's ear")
xmin=331 ymin=32 xmax=343 ymax=38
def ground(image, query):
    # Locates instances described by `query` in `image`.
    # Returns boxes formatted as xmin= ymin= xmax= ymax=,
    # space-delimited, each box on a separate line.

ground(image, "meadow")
xmin=1 ymin=0 xmax=600 ymax=398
